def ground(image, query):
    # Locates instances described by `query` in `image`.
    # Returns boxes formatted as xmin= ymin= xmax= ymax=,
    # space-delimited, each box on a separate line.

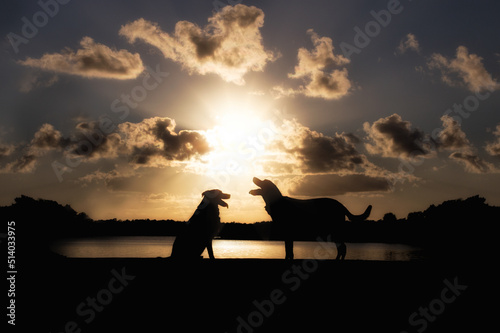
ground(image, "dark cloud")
xmin=364 ymin=114 xmax=432 ymax=160
xmin=1 ymin=154 xmax=37 ymax=173
xmin=119 ymin=5 xmax=276 ymax=85
xmin=70 ymin=122 xmax=123 ymax=160
xmin=18 ymin=37 xmax=144 ymax=80
xmin=364 ymin=114 xmax=496 ymax=174
xmin=295 ymin=130 xmax=364 ymax=173
xmin=0 ymin=117 xmax=211 ymax=173
xmin=118 ymin=117 xmax=211 ymax=166
xmin=278 ymin=119 xmax=365 ymax=173
xmin=1 ymin=124 xmax=65 ymax=173
xmin=30 ymin=123 xmax=67 ymax=150
xmin=290 ymin=174 xmax=390 ymax=196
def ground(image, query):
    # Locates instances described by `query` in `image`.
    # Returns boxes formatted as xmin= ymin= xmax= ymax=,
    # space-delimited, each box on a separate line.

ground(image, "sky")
xmin=1 ymin=0 xmax=499 ymax=222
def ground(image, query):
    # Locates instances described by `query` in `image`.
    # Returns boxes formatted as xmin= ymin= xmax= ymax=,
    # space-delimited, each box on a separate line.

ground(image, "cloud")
xmin=300 ymin=68 xmax=352 ymax=100
xmin=30 ymin=123 xmax=67 ymax=150
xmin=10 ymin=122 xmax=122 ymax=168
xmin=0 ymin=143 xmax=15 ymax=159
xmin=1 ymin=154 xmax=38 ymax=174
xmin=19 ymin=72 xmax=59 ymax=93
xmin=0 ymin=124 xmax=66 ymax=173
xmin=274 ymin=29 xmax=352 ymax=100
xmin=437 ymin=115 xmax=471 ymax=150
xmin=289 ymin=29 xmax=350 ymax=78
xmin=18 ymin=37 xmax=144 ymax=80
xmin=485 ymin=124 xmax=500 ymax=157
xmin=289 ymin=174 xmax=390 ymax=196
xmin=437 ymin=115 xmax=497 ymax=174
xmin=119 ymin=5 xmax=276 ymax=85
xmin=0 ymin=117 xmax=211 ymax=174
xmin=260 ymin=122 xmax=398 ymax=195
xmin=396 ymin=33 xmax=420 ymax=54
xmin=362 ymin=114 xmax=498 ymax=176
xmin=118 ymin=117 xmax=211 ymax=167
xmin=277 ymin=119 xmax=365 ymax=173
xmin=448 ymin=152 xmax=496 ymax=174
xmin=260 ymin=119 xmax=403 ymax=192
xmin=427 ymin=46 xmax=499 ymax=92
xmin=70 ymin=122 xmax=124 ymax=161
xmin=363 ymin=114 xmax=432 ymax=160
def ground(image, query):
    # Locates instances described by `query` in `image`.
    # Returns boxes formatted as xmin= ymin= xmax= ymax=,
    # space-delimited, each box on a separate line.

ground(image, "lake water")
xmin=51 ymin=236 xmax=424 ymax=261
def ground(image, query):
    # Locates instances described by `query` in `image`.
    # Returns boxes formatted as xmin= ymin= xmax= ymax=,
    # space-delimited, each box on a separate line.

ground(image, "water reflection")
xmin=51 ymin=236 xmax=424 ymax=261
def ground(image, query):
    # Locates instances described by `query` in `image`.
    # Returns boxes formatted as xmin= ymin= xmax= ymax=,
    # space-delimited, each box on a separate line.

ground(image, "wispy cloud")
xmin=427 ymin=46 xmax=499 ymax=92
xmin=119 ymin=5 xmax=277 ymax=85
xmin=396 ymin=33 xmax=420 ymax=54
xmin=439 ymin=115 xmax=497 ymax=174
xmin=0 ymin=142 xmax=15 ymax=159
xmin=18 ymin=37 xmax=144 ymax=80
xmin=485 ymin=124 xmax=500 ymax=158
xmin=448 ymin=152 xmax=496 ymax=174
xmin=18 ymin=72 xmax=59 ymax=92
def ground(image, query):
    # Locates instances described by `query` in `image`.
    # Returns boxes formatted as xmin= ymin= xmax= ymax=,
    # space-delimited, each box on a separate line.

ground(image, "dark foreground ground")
xmin=11 ymin=257 xmax=489 ymax=333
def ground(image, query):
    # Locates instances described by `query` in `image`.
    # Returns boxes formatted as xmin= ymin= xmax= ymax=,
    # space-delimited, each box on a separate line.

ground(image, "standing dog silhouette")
xmin=250 ymin=177 xmax=371 ymax=260
xmin=171 ymin=190 xmax=230 ymax=260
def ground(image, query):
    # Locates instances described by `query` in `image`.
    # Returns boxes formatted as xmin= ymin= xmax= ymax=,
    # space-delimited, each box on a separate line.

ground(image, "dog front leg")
xmin=207 ymin=240 xmax=215 ymax=260
xmin=335 ymin=242 xmax=346 ymax=260
xmin=285 ymin=240 xmax=294 ymax=260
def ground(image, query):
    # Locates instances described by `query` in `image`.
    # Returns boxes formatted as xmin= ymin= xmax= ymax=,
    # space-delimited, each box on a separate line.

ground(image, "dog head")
xmin=249 ymin=177 xmax=283 ymax=206
xmin=202 ymin=189 xmax=231 ymax=208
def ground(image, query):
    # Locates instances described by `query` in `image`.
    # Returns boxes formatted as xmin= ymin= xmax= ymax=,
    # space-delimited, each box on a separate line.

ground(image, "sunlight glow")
xmin=179 ymin=94 xmax=287 ymax=220
xmin=201 ymin=99 xmax=279 ymax=177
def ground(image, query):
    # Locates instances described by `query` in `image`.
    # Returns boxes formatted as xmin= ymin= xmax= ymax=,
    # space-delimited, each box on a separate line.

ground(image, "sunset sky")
xmin=1 ymin=0 xmax=499 ymax=222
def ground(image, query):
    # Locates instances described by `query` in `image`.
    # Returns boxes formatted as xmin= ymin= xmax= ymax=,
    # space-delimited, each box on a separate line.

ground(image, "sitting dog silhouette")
xmin=171 ymin=190 xmax=230 ymax=260
xmin=250 ymin=177 xmax=371 ymax=260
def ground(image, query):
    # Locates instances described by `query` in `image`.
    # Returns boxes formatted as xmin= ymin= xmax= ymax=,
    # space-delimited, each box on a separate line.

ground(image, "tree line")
xmin=1 ymin=194 xmax=498 ymax=259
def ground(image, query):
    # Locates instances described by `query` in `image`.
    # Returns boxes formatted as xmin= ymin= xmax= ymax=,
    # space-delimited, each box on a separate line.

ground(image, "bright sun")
xmin=200 ymin=98 xmax=280 ymax=178
xmin=177 ymin=95 xmax=288 ymax=222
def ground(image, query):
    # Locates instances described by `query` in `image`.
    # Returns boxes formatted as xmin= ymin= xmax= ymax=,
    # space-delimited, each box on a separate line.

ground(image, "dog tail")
xmin=346 ymin=205 xmax=372 ymax=222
